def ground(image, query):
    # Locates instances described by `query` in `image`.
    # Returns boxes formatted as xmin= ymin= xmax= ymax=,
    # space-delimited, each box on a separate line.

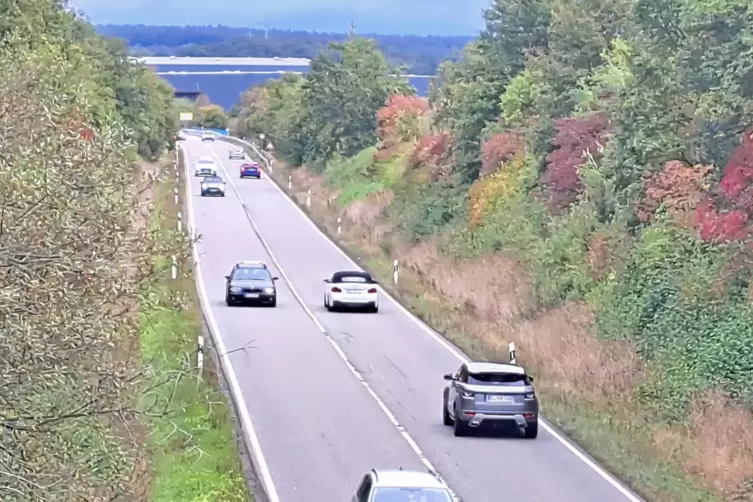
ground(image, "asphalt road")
xmin=180 ymin=135 xmax=644 ymax=502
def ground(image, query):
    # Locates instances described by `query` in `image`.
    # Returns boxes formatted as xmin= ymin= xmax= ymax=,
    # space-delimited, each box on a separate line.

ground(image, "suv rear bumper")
xmin=457 ymin=410 xmax=536 ymax=429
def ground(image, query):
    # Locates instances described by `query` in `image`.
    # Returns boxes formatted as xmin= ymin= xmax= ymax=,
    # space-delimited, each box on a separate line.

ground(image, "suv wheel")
xmin=442 ymin=395 xmax=453 ymax=426
xmin=524 ymin=421 xmax=538 ymax=439
xmin=453 ymin=407 xmax=467 ymax=437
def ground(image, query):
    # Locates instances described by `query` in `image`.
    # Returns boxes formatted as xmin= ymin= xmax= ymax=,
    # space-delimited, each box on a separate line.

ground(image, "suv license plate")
xmin=487 ymin=395 xmax=514 ymax=403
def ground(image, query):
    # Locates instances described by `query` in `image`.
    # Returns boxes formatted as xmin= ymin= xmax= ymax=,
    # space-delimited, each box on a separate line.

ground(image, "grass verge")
xmin=235 ymin=141 xmax=720 ymax=502
xmin=139 ymin=155 xmax=251 ymax=501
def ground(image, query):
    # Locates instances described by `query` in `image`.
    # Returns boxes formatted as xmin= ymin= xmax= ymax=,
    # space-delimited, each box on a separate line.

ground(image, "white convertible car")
xmin=194 ymin=156 xmax=218 ymax=177
xmin=323 ymin=270 xmax=379 ymax=313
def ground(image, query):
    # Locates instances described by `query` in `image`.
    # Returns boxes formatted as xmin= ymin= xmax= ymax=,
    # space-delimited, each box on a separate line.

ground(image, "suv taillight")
xmin=367 ymin=288 xmax=377 ymax=293
xmin=331 ymin=287 xmax=342 ymax=293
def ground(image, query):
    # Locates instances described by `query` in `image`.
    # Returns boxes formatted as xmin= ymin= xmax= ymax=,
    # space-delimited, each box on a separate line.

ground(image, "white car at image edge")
xmin=323 ymin=270 xmax=379 ymax=313
xmin=351 ymin=469 xmax=453 ymax=502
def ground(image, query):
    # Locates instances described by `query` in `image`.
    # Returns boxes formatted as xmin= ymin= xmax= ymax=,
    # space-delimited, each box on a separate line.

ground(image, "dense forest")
xmin=96 ymin=24 xmax=473 ymax=74
xmin=230 ymin=1 xmax=753 ymax=501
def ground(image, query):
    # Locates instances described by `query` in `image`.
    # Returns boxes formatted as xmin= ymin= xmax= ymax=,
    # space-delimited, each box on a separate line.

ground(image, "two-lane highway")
xmin=180 ymin=135 xmax=644 ymax=502
xmin=180 ymin=138 xmax=427 ymax=501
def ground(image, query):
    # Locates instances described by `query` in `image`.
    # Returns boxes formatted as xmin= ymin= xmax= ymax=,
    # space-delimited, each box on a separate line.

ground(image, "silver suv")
xmin=351 ymin=469 xmax=453 ymax=502
xmin=442 ymin=361 xmax=538 ymax=438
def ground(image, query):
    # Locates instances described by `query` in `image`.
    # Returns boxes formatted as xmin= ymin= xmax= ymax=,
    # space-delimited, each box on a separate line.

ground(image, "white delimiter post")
xmin=509 ymin=342 xmax=517 ymax=364
xmin=393 ymin=259 xmax=399 ymax=285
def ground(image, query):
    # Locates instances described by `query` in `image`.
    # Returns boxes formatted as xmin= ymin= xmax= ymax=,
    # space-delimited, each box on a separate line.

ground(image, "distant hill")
xmin=96 ymin=24 xmax=473 ymax=75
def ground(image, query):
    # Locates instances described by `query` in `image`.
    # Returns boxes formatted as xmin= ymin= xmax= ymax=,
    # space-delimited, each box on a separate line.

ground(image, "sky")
xmin=67 ymin=0 xmax=489 ymax=35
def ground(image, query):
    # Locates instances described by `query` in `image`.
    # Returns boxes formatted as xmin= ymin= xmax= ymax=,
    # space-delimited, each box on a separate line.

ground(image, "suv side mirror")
xmin=528 ymin=376 xmax=534 ymax=383
xmin=224 ymin=275 xmax=230 ymax=280
xmin=443 ymin=373 xmax=454 ymax=381
xmin=272 ymin=277 xmax=279 ymax=281
xmin=323 ymin=279 xmax=329 ymax=283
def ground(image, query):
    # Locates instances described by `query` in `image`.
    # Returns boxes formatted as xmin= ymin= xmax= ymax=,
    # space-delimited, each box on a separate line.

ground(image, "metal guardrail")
xmin=183 ymin=127 xmax=229 ymax=136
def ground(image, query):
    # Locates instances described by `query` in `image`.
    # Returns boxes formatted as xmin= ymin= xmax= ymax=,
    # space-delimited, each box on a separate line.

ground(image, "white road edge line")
xmin=179 ymin=144 xmax=281 ymax=502
xmin=209 ymin=147 xmax=460 ymax=500
xmin=225 ymin=137 xmax=644 ymax=502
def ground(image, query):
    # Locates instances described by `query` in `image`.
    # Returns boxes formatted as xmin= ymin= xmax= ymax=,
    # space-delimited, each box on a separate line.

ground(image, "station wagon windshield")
xmin=232 ymin=268 xmax=270 ymax=281
xmin=372 ymin=487 xmax=452 ymax=502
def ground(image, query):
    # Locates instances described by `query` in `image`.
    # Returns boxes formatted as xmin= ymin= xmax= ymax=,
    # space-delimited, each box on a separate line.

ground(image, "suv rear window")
xmin=468 ymin=372 xmax=529 ymax=386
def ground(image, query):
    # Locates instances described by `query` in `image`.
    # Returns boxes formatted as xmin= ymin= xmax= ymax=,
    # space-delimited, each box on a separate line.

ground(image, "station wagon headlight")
xmin=230 ymin=287 xmax=241 ymax=293
xmin=263 ymin=287 xmax=274 ymax=294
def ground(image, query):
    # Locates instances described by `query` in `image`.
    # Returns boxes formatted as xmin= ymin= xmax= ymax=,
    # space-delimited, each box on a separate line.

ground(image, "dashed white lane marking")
xmin=208 ymin=146 xmax=459 ymax=499
xmin=219 ymin=138 xmax=644 ymax=502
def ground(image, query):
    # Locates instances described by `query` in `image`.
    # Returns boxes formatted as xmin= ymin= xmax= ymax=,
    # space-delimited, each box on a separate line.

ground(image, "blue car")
xmin=239 ymin=162 xmax=261 ymax=179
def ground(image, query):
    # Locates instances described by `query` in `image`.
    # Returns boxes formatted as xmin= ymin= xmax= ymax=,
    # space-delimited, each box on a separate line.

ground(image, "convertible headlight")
xmin=263 ymin=287 xmax=274 ymax=294
xmin=229 ymin=287 xmax=241 ymax=293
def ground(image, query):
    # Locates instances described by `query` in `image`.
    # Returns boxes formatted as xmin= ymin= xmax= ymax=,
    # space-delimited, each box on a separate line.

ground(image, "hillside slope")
xmin=231 ymin=1 xmax=753 ymax=500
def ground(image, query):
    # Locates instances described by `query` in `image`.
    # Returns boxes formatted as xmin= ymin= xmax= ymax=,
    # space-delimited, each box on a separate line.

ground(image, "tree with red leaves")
xmin=719 ymin=132 xmax=753 ymax=205
xmin=410 ymin=131 xmax=453 ymax=167
xmin=692 ymin=132 xmax=753 ymax=242
xmin=694 ymin=198 xmax=750 ymax=242
xmin=480 ymin=133 xmax=526 ymax=176
xmin=639 ymin=160 xmax=712 ymax=226
xmin=376 ymin=95 xmax=429 ymax=146
xmin=543 ymin=113 xmax=610 ymax=211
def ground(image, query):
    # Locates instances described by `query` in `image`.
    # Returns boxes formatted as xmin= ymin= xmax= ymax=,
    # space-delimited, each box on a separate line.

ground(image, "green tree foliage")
xmin=195 ymin=104 xmax=229 ymax=129
xmin=0 ymin=1 xmax=180 ymax=499
xmin=237 ymin=37 xmax=413 ymax=171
